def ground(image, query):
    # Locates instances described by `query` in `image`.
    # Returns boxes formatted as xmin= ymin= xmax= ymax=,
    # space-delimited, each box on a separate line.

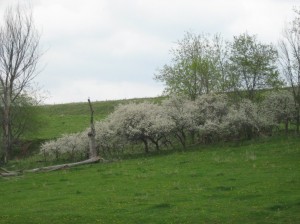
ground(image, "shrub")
xmin=194 ymin=94 xmax=229 ymax=143
xmin=40 ymin=133 xmax=88 ymax=161
xmin=94 ymin=120 xmax=126 ymax=156
xmin=261 ymin=90 xmax=296 ymax=133
xmin=162 ymin=96 xmax=197 ymax=148
xmin=224 ymin=99 xmax=269 ymax=140
xmin=108 ymin=102 xmax=174 ymax=153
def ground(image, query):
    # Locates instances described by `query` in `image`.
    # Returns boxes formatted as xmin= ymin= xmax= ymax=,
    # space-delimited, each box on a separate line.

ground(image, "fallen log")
xmin=0 ymin=156 xmax=103 ymax=177
xmin=26 ymin=156 xmax=102 ymax=173
xmin=0 ymin=167 xmax=22 ymax=177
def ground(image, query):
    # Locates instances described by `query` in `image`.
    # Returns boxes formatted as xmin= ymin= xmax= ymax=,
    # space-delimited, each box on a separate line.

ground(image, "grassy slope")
xmin=0 ymin=136 xmax=299 ymax=223
xmin=26 ymin=97 xmax=164 ymax=141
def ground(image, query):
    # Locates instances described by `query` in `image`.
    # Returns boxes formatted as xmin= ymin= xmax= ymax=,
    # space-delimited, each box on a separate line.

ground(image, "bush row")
xmin=40 ymin=90 xmax=296 ymax=161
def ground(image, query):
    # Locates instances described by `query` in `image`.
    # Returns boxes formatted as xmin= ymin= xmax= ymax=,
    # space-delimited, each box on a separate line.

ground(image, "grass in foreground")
xmin=0 ymin=136 xmax=299 ymax=223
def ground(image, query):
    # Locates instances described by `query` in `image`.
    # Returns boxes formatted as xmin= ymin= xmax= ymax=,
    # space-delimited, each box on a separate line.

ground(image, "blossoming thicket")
xmin=40 ymin=91 xmax=295 ymax=161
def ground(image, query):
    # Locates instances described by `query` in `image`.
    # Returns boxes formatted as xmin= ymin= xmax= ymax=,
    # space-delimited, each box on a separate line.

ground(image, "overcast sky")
xmin=0 ymin=0 xmax=299 ymax=104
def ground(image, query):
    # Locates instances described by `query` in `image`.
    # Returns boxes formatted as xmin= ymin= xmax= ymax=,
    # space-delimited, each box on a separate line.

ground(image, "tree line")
xmin=40 ymin=91 xmax=296 ymax=161
xmin=155 ymin=9 xmax=300 ymax=133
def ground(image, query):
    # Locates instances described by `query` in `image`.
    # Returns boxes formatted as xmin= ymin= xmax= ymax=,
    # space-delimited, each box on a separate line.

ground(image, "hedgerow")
xmin=40 ymin=91 xmax=294 ymax=161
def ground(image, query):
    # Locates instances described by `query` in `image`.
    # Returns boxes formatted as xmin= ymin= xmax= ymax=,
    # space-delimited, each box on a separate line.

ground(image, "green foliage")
xmin=155 ymin=32 xmax=224 ymax=100
xmin=0 ymin=94 xmax=42 ymax=161
xmin=155 ymin=31 xmax=284 ymax=102
xmin=0 ymin=136 xmax=299 ymax=223
xmin=229 ymin=33 xmax=283 ymax=100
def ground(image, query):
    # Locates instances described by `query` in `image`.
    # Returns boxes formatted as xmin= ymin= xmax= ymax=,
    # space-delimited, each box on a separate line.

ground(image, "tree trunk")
xmin=2 ymin=101 xmax=12 ymax=164
xmin=285 ymin=118 xmax=289 ymax=135
xmin=176 ymin=131 xmax=186 ymax=149
xmin=296 ymin=108 xmax=300 ymax=134
xmin=88 ymin=99 xmax=97 ymax=158
xmin=142 ymin=139 xmax=149 ymax=153
xmin=0 ymin=157 xmax=102 ymax=177
xmin=88 ymin=131 xmax=97 ymax=158
xmin=27 ymin=157 xmax=102 ymax=173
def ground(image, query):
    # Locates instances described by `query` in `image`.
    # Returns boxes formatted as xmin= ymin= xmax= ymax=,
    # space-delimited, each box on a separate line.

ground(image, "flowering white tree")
xmin=40 ymin=140 xmax=61 ymax=161
xmin=59 ymin=133 xmax=89 ymax=161
xmin=224 ymin=99 xmax=269 ymax=140
xmin=198 ymin=120 xmax=227 ymax=143
xmin=142 ymin=105 xmax=174 ymax=151
xmin=261 ymin=90 xmax=295 ymax=134
xmin=94 ymin=120 xmax=126 ymax=156
xmin=194 ymin=94 xmax=229 ymax=143
xmin=108 ymin=102 xmax=174 ymax=153
xmin=162 ymin=96 xmax=197 ymax=148
xmin=40 ymin=132 xmax=89 ymax=161
xmin=195 ymin=94 xmax=229 ymax=122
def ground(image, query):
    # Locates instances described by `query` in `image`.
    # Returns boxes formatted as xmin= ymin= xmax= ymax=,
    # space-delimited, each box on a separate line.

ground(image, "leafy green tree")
xmin=228 ymin=33 xmax=282 ymax=101
xmin=155 ymin=32 xmax=224 ymax=100
xmin=211 ymin=34 xmax=232 ymax=92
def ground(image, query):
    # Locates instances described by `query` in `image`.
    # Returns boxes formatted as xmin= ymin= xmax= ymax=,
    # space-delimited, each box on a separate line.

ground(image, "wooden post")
xmin=88 ymin=98 xmax=97 ymax=158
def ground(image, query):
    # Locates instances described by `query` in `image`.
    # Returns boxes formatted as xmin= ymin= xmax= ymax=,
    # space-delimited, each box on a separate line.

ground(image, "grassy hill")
xmin=25 ymin=97 xmax=165 ymax=141
xmin=0 ymin=136 xmax=299 ymax=223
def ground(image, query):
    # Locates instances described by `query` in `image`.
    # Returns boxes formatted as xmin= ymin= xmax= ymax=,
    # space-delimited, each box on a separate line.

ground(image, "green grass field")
xmin=1 ymin=136 xmax=299 ymax=223
xmin=26 ymin=97 xmax=164 ymax=141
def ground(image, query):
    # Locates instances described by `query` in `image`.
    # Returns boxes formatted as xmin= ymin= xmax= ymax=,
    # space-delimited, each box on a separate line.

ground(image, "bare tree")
xmin=278 ymin=9 xmax=300 ymax=133
xmin=0 ymin=5 xmax=41 ymax=163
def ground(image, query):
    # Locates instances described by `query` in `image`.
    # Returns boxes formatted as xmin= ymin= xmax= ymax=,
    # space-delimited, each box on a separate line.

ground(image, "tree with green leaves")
xmin=228 ymin=33 xmax=282 ymax=101
xmin=155 ymin=32 xmax=224 ymax=100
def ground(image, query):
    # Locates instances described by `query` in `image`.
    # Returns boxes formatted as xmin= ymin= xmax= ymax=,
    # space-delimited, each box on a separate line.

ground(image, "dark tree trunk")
xmin=176 ymin=131 xmax=186 ymax=149
xmin=142 ymin=139 xmax=149 ymax=153
xmin=88 ymin=99 xmax=97 ymax=158
xmin=285 ymin=118 xmax=289 ymax=135
xmin=296 ymin=106 xmax=300 ymax=134
xmin=2 ymin=105 xmax=12 ymax=163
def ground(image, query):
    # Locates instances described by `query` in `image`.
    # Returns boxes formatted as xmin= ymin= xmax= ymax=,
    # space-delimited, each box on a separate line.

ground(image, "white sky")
xmin=0 ymin=0 xmax=299 ymax=104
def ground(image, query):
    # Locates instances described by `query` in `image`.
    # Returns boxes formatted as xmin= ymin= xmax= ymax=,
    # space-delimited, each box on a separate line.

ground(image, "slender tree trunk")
xmin=296 ymin=107 xmax=300 ymax=134
xmin=2 ymin=95 xmax=12 ymax=163
xmin=88 ymin=99 xmax=97 ymax=158
xmin=285 ymin=118 xmax=289 ymax=135
xmin=149 ymin=137 xmax=160 ymax=151
xmin=176 ymin=131 xmax=186 ymax=149
xmin=142 ymin=139 xmax=149 ymax=153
